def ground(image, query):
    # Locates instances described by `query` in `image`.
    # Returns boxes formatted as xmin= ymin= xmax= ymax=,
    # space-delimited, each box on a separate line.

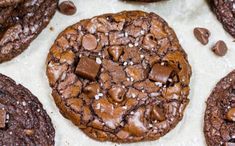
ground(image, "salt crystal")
xmin=96 ymin=58 xmax=102 ymax=64
xmin=128 ymin=43 xmax=134 ymax=48
xmin=22 ymin=101 xmax=26 ymax=106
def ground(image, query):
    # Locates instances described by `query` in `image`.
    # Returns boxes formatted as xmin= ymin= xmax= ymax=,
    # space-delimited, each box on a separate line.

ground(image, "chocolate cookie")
xmin=210 ymin=0 xmax=235 ymax=38
xmin=0 ymin=0 xmax=57 ymax=63
xmin=123 ymin=0 xmax=162 ymax=2
xmin=204 ymin=70 xmax=235 ymax=146
xmin=0 ymin=0 xmax=24 ymax=7
xmin=0 ymin=74 xmax=55 ymax=145
xmin=46 ymin=11 xmax=191 ymax=143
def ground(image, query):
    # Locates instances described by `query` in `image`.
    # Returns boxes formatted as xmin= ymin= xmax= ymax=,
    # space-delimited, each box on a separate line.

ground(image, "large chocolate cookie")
xmin=204 ymin=70 xmax=235 ymax=146
xmin=123 ymin=0 xmax=162 ymax=2
xmin=210 ymin=0 xmax=235 ymax=38
xmin=0 ymin=0 xmax=57 ymax=63
xmin=46 ymin=11 xmax=191 ymax=143
xmin=0 ymin=73 xmax=55 ymax=145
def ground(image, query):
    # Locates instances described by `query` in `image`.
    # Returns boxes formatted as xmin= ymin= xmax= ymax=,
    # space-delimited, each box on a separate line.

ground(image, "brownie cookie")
xmin=210 ymin=0 xmax=235 ymax=38
xmin=123 ymin=0 xmax=162 ymax=2
xmin=0 ymin=0 xmax=57 ymax=63
xmin=46 ymin=11 xmax=191 ymax=143
xmin=0 ymin=73 xmax=55 ymax=145
xmin=204 ymin=70 xmax=235 ymax=146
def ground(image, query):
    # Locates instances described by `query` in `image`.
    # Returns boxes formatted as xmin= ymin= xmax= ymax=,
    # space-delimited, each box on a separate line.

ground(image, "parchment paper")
xmin=1 ymin=0 xmax=235 ymax=145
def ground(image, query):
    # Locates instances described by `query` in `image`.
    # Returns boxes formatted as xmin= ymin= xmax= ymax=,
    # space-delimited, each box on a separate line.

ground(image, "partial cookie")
xmin=0 ymin=0 xmax=24 ymax=7
xmin=210 ymin=0 xmax=235 ymax=38
xmin=0 ymin=0 xmax=57 ymax=63
xmin=204 ymin=70 xmax=235 ymax=146
xmin=123 ymin=0 xmax=162 ymax=2
xmin=0 ymin=73 xmax=55 ymax=145
xmin=46 ymin=11 xmax=191 ymax=143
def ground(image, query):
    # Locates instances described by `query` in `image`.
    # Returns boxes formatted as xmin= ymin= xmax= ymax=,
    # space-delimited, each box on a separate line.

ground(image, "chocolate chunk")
xmin=108 ymin=46 xmax=123 ymax=62
xmin=212 ymin=40 xmax=228 ymax=57
xmin=0 ymin=109 xmax=6 ymax=128
xmin=58 ymin=1 xmax=77 ymax=15
xmin=149 ymin=64 xmax=174 ymax=83
xmin=108 ymin=86 xmax=125 ymax=103
xmin=193 ymin=27 xmax=210 ymax=45
xmin=226 ymin=108 xmax=235 ymax=122
xmin=82 ymin=34 xmax=98 ymax=51
xmin=151 ymin=106 xmax=165 ymax=122
xmin=75 ymin=57 xmax=100 ymax=80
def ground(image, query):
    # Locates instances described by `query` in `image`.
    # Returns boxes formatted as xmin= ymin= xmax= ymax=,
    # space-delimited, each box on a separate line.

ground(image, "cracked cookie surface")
xmin=210 ymin=0 xmax=235 ymax=38
xmin=204 ymin=70 xmax=235 ymax=146
xmin=0 ymin=0 xmax=57 ymax=63
xmin=0 ymin=73 xmax=55 ymax=145
xmin=46 ymin=11 xmax=191 ymax=143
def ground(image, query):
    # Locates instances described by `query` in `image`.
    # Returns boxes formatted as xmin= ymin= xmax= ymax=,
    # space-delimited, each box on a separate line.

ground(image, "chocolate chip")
xmin=223 ymin=142 xmax=235 ymax=146
xmin=108 ymin=86 xmax=125 ymax=103
xmin=212 ymin=40 xmax=228 ymax=57
xmin=58 ymin=1 xmax=77 ymax=15
xmin=151 ymin=106 xmax=165 ymax=122
xmin=108 ymin=46 xmax=123 ymax=62
xmin=75 ymin=57 xmax=100 ymax=80
xmin=82 ymin=34 xmax=97 ymax=51
xmin=84 ymin=83 xmax=100 ymax=98
xmin=226 ymin=107 xmax=235 ymax=122
xmin=143 ymin=33 xmax=157 ymax=48
xmin=0 ymin=109 xmax=6 ymax=128
xmin=193 ymin=27 xmax=210 ymax=45
xmin=149 ymin=64 xmax=174 ymax=83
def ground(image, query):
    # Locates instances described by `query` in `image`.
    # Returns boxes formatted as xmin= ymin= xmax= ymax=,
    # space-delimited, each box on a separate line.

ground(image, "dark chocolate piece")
xmin=59 ymin=1 xmax=77 ymax=15
xmin=149 ymin=64 xmax=174 ymax=83
xmin=193 ymin=27 xmax=210 ymax=45
xmin=75 ymin=56 xmax=101 ymax=80
xmin=211 ymin=40 xmax=228 ymax=57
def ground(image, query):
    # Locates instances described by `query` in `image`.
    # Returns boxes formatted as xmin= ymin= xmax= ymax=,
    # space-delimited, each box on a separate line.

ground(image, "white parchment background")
xmin=1 ymin=0 xmax=235 ymax=145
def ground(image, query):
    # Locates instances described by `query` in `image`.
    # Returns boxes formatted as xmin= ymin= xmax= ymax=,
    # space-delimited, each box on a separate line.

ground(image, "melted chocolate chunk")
xmin=46 ymin=11 xmax=191 ymax=143
xmin=149 ymin=64 xmax=174 ymax=83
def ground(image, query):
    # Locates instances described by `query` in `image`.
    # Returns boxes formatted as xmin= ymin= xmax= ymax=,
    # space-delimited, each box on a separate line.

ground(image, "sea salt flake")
xmin=96 ymin=58 xmax=102 ymax=64
xmin=128 ymin=43 xmax=134 ymax=48
xmin=22 ymin=101 xmax=26 ymax=106
xmin=123 ymin=62 xmax=127 ymax=66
